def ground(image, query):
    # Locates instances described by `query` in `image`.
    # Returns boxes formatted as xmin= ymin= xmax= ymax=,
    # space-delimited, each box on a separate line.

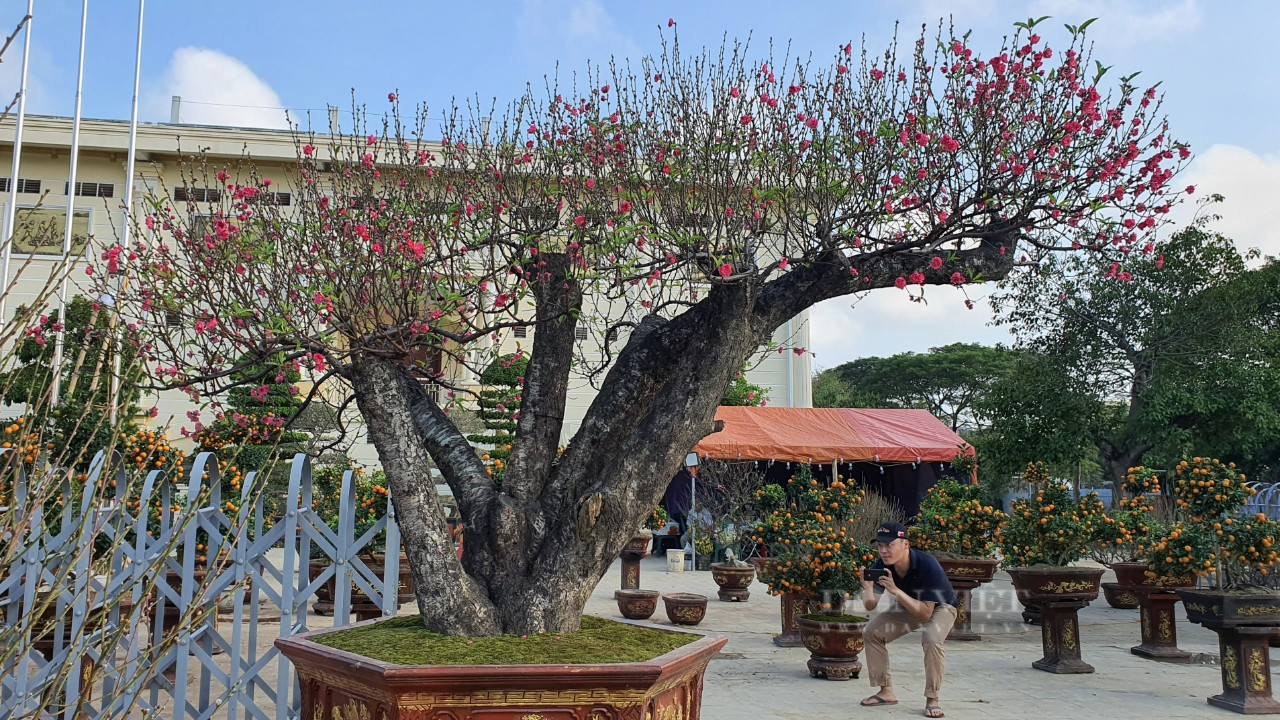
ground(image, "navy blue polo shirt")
xmin=870 ymin=548 xmax=957 ymax=607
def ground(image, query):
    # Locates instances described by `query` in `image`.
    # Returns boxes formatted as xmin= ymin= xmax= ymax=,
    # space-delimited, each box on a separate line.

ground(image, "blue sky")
xmin=5 ymin=0 xmax=1278 ymax=369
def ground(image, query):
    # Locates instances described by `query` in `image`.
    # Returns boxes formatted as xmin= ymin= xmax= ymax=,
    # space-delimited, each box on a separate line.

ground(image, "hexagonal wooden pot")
xmin=276 ymin=616 xmax=727 ymax=720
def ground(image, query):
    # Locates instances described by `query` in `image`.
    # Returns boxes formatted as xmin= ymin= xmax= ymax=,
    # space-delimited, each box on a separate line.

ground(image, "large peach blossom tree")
xmin=95 ymin=21 xmax=1191 ymax=634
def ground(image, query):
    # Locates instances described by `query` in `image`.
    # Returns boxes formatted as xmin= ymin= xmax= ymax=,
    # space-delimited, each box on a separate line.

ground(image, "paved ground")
xmin=588 ymin=554 xmax=1253 ymax=719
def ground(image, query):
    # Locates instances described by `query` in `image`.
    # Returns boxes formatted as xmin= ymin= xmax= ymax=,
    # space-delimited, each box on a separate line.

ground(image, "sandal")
xmin=860 ymin=694 xmax=899 ymax=707
xmin=924 ymin=703 xmax=945 ymax=718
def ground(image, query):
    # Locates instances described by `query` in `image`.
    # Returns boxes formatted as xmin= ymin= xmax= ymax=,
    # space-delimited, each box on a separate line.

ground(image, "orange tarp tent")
xmin=692 ymin=407 xmax=974 ymax=465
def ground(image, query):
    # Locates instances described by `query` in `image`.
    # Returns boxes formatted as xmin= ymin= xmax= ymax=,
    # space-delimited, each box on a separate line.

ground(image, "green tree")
xmin=813 ymin=343 xmax=1016 ymax=431
xmin=988 ymin=224 xmax=1280 ymax=491
xmin=467 ymin=354 xmax=529 ymax=483
xmin=0 ymin=295 xmax=140 ymax=463
xmin=196 ymin=352 xmax=308 ymax=473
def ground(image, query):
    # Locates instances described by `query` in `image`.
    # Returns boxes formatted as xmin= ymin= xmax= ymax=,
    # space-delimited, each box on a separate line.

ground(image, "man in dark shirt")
xmin=660 ymin=468 xmax=694 ymax=534
xmin=858 ymin=522 xmax=958 ymax=718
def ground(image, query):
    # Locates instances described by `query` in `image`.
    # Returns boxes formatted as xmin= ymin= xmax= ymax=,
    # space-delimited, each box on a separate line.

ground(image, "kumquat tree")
xmin=91 ymin=18 xmax=1192 ymax=635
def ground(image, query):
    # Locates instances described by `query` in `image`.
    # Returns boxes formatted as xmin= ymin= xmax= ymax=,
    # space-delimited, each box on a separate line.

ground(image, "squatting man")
xmin=858 ymin=521 xmax=958 ymax=719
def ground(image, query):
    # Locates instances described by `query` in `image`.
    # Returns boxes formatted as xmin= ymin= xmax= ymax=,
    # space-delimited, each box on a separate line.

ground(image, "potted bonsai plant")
xmin=1087 ymin=465 xmax=1167 ymax=609
xmin=697 ymin=460 xmax=768 ymax=600
xmin=753 ymin=467 xmax=877 ymax=680
xmin=1150 ymin=457 xmax=1280 ymax=713
xmin=1088 ymin=466 xmax=1199 ymax=661
xmin=998 ymin=461 xmax=1107 ymax=673
xmin=908 ymin=477 xmax=1007 ymax=640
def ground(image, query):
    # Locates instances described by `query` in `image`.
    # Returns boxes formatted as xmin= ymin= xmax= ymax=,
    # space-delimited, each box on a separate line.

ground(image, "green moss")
xmin=313 ymin=615 xmax=699 ymax=666
xmin=801 ymin=613 xmax=869 ymax=623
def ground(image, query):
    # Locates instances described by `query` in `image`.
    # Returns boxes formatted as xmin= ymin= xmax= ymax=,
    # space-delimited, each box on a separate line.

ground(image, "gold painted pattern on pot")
xmin=1140 ymin=607 xmax=1150 ymax=638
xmin=671 ymin=607 xmax=703 ymax=622
xmin=1224 ymin=647 xmax=1241 ymax=690
xmin=1118 ymin=591 xmax=1138 ymax=606
xmin=626 ymin=568 xmax=639 ymax=586
xmin=1249 ymin=649 xmax=1267 ymax=692
xmin=944 ymin=566 xmax=990 ymax=576
xmin=1235 ymin=604 xmax=1280 ymax=617
xmin=654 ymin=703 xmax=686 ymax=720
xmin=300 ymin=671 xmax=395 ymax=708
xmin=802 ymin=635 xmax=825 ymax=652
xmin=1157 ymin=613 xmax=1172 ymax=642
xmin=845 ymin=637 xmax=864 ymax=653
xmin=1038 ymin=580 xmax=1095 ymax=594
xmin=322 ymin=699 xmax=374 ymax=720
xmin=398 ymin=688 xmax=648 ymax=709
xmin=1061 ymin=622 xmax=1077 ymax=651
xmin=1184 ymin=601 xmax=1207 ymax=614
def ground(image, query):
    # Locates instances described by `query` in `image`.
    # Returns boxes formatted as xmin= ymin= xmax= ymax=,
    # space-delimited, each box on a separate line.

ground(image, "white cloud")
xmin=0 ymin=43 xmax=51 ymax=117
xmin=1175 ymin=144 xmax=1280 ymax=262
xmin=1028 ymin=0 xmax=1200 ymax=46
xmin=517 ymin=0 xmax=643 ymax=77
xmin=811 ymin=139 xmax=1280 ymax=368
xmin=809 ymin=286 xmax=1013 ymax=370
xmin=897 ymin=0 xmax=1002 ymax=27
xmin=144 ymin=48 xmax=290 ymax=130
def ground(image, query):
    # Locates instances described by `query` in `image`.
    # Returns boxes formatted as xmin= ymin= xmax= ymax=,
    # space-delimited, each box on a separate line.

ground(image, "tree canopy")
xmin=93 ymin=21 xmax=1191 ymax=635
xmin=813 ymin=342 xmax=1016 ymax=431
xmin=986 ymin=223 xmax=1280 ymax=489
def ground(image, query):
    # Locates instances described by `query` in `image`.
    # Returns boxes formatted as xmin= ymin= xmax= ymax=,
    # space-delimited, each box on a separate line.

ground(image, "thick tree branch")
xmin=755 ymin=224 xmax=1021 ymax=331
xmin=505 ymin=252 xmax=580 ymax=503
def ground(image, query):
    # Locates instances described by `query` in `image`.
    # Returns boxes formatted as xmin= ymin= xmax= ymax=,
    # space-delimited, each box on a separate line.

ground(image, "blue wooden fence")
xmin=0 ymin=450 xmax=403 ymax=719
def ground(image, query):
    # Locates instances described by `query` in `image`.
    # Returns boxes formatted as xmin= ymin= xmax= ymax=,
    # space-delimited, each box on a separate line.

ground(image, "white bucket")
xmin=666 ymin=549 xmax=685 ymax=572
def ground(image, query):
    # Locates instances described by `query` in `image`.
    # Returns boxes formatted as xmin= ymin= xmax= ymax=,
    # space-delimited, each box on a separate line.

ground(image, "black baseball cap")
xmin=874 ymin=522 xmax=909 ymax=544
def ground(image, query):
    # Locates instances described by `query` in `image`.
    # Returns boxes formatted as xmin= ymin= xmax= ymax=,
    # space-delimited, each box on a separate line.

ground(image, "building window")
xmin=173 ymin=187 xmax=222 ymax=203
xmin=189 ymin=214 xmax=212 ymax=238
xmin=10 ymin=207 xmax=90 ymax=256
xmin=0 ymin=178 xmax=42 ymax=194
xmin=513 ymin=326 xmax=527 ymax=338
xmin=265 ymin=192 xmax=292 ymax=206
xmin=64 ymin=181 xmax=115 ymax=198
xmin=165 ymin=310 xmax=182 ymax=328
xmin=574 ymin=326 xmax=588 ymax=340
xmin=606 ymin=327 xmax=620 ymax=344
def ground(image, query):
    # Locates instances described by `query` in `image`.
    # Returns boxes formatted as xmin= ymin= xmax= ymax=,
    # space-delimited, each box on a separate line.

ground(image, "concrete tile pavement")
xmin=587 ymin=554 xmax=1254 ymax=719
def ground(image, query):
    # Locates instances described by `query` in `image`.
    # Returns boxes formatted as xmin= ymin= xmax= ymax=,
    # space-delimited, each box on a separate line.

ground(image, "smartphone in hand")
xmin=865 ymin=567 xmax=890 ymax=582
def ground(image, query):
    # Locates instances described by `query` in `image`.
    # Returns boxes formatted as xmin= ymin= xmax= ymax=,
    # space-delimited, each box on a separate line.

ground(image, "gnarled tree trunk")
xmin=347 ymin=233 xmax=1017 ymax=636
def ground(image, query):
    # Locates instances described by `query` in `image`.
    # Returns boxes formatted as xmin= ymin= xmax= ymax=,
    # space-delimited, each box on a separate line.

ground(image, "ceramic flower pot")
xmin=937 ymin=556 xmax=1000 ymax=640
xmin=663 ymin=592 xmax=709 ymax=626
xmin=615 ymin=589 xmax=660 ymax=620
xmin=796 ymin=613 xmax=867 ymax=681
xmin=710 ymin=563 xmax=755 ymax=602
xmin=1007 ymin=567 xmax=1104 ymax=674
xmin=1176 ymin=588 xmax=1280 ymax=714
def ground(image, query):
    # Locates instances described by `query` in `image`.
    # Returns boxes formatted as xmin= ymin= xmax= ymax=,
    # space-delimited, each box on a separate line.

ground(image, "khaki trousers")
xmin=864 ymin=600 xmax=958 ymax=699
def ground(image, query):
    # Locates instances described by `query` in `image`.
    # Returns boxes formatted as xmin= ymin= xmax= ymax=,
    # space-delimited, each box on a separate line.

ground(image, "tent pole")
xmin=690 ymin=468 xmax=696 ymax=570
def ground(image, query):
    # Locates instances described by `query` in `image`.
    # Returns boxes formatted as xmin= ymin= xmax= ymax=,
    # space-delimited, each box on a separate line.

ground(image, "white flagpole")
xmin=108 ymin=0 xmax=144 ymax=424
xmin=0 ymin=1 xmax=35 ymax=326
xmin=51 ymin=0 xmax=90 ymax=404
